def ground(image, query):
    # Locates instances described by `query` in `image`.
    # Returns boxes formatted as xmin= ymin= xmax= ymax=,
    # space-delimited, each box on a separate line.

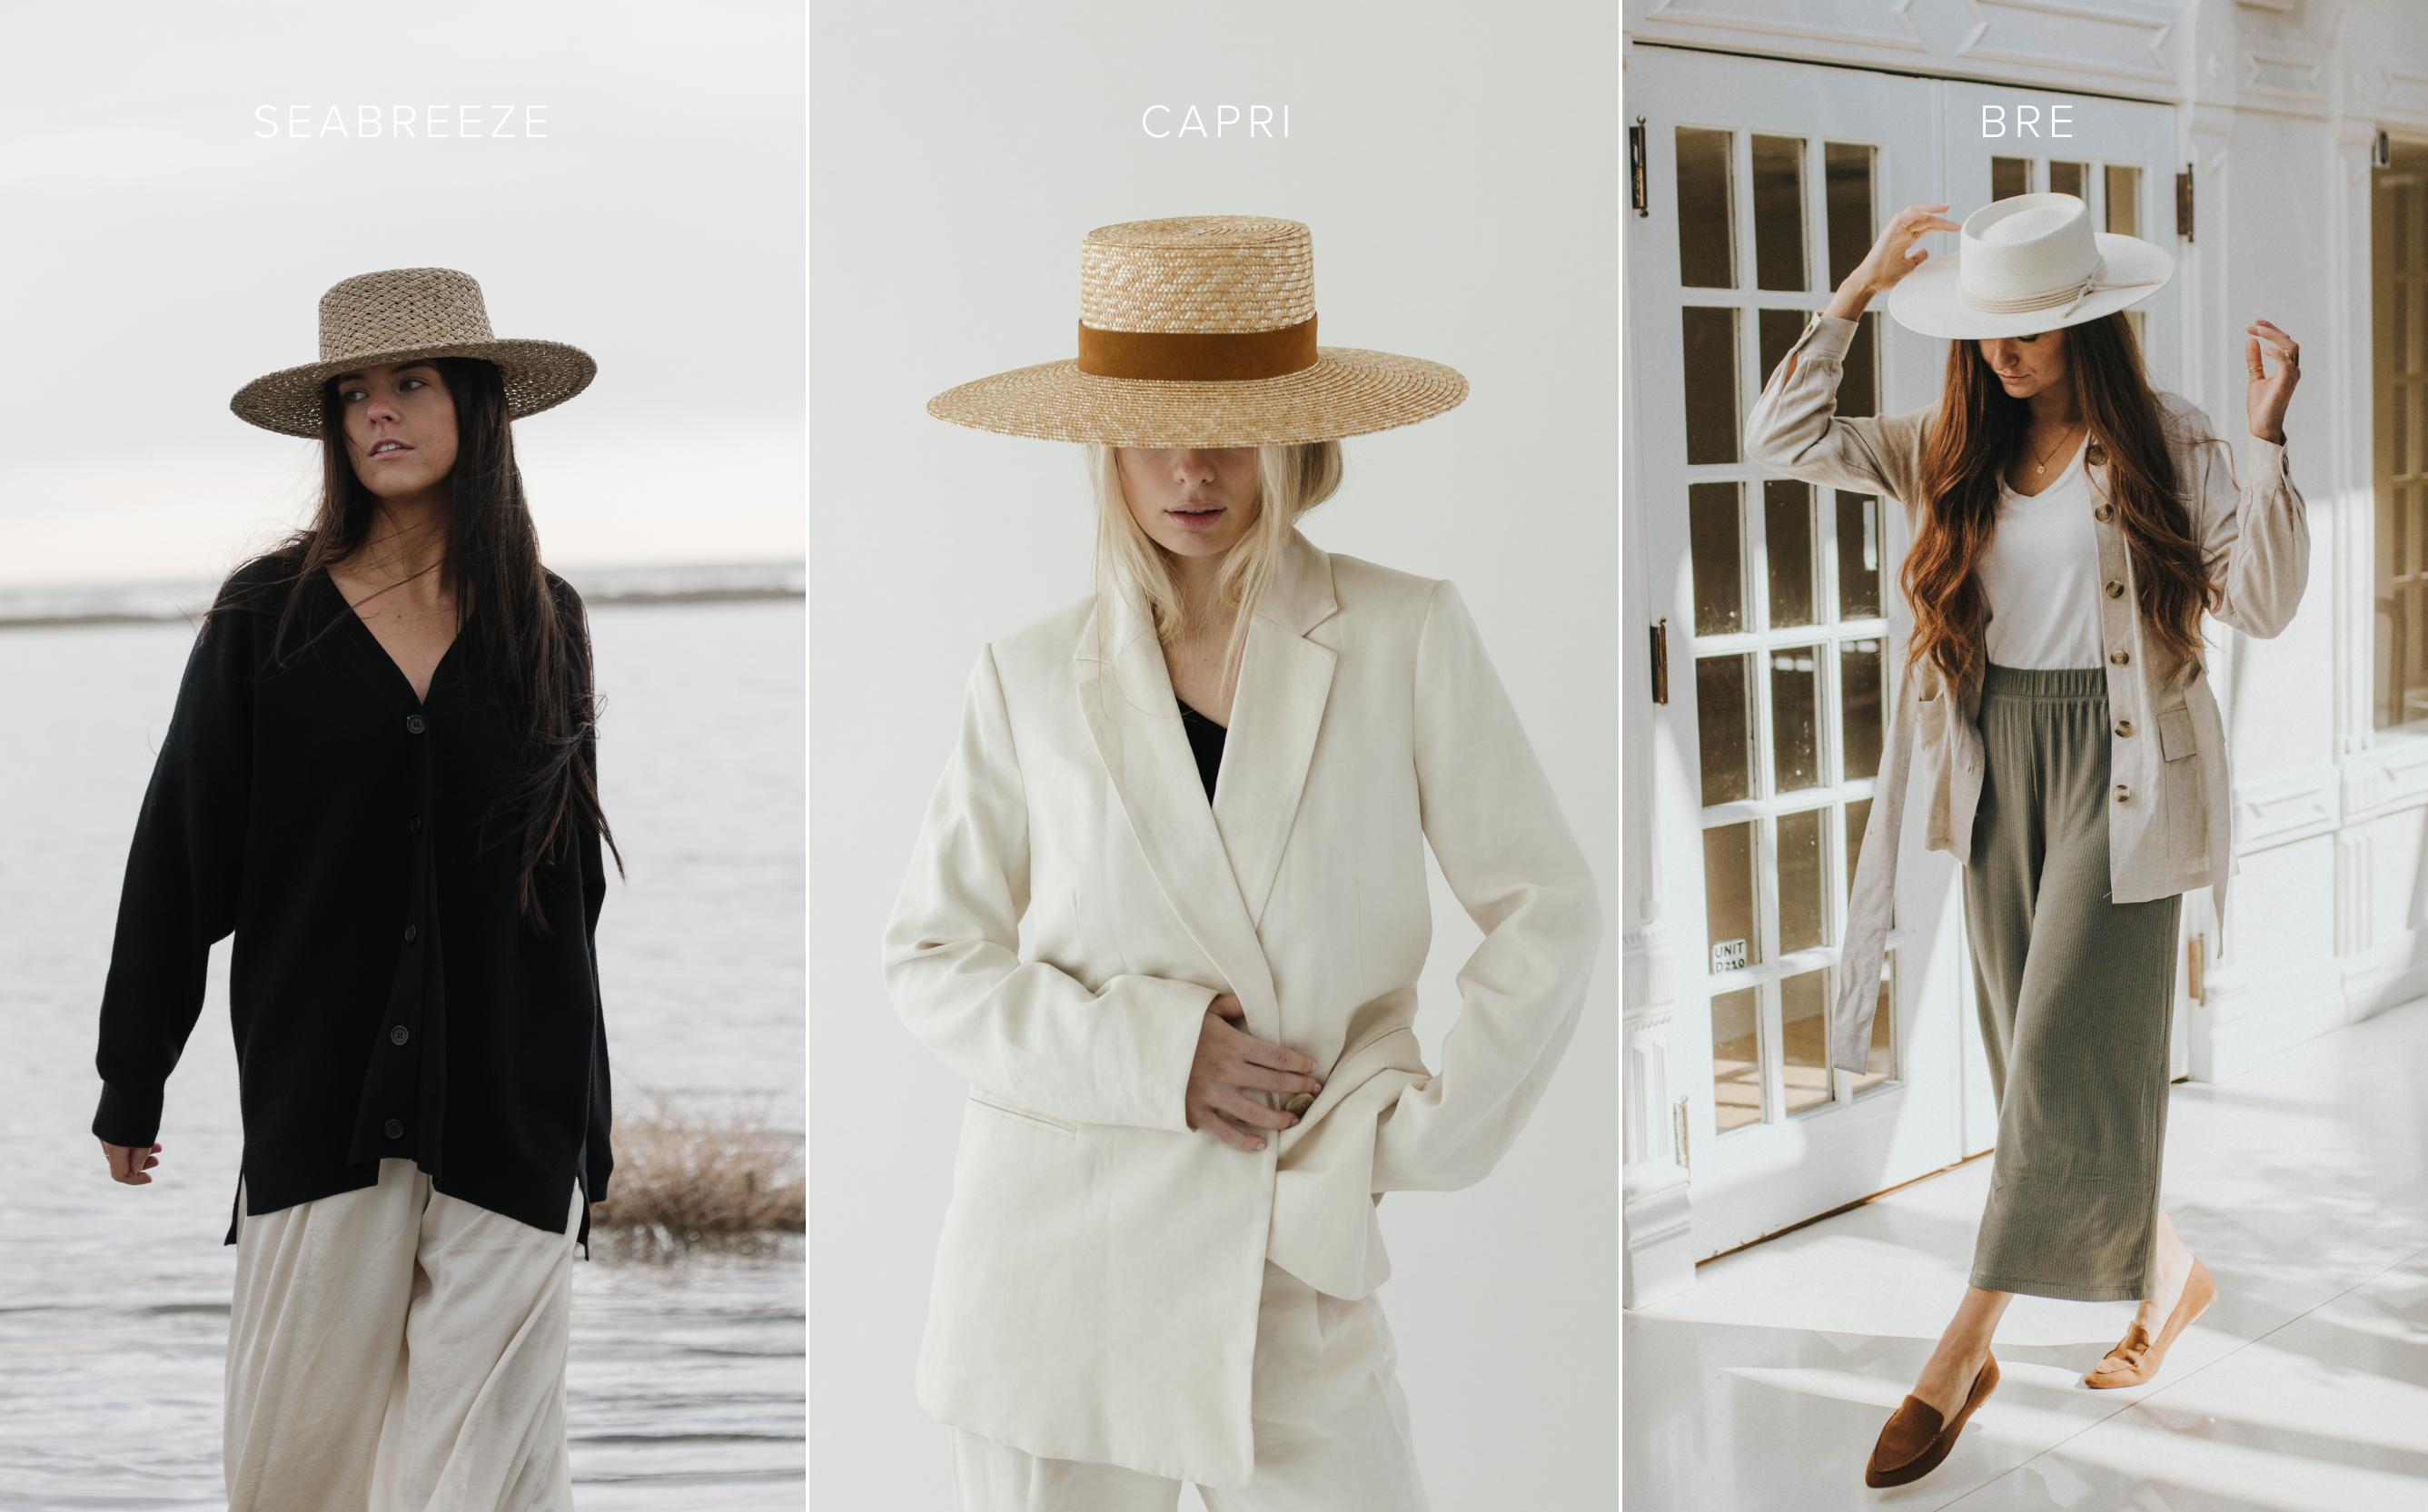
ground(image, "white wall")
xmin=808 ymin=1 xmax=1618 ymax=1504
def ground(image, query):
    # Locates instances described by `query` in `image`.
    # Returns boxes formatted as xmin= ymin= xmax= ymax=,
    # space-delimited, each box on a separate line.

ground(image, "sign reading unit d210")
xmin=1141 ymin=104 xmax=1291 ymax=138
xmin=1982 ymin=103 xmax=2073 ymax=137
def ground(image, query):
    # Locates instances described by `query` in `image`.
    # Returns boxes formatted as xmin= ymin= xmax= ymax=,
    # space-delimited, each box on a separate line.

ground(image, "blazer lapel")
xmin=1211 ymin=534 xmax=1339 ymax=929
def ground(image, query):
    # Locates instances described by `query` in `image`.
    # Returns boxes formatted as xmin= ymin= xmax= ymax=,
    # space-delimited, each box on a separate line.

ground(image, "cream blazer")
xmin=1744 ymin=312 xmax=2311 ymax=1073
xmin=882 ymin=528 xmax=1602 ymax=1485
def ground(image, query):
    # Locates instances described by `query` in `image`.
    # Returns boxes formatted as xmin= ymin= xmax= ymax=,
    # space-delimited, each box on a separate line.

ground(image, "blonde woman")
xmin=1745 ymin=195 xmax=2307 ymax=1488
xmin=884 ymin=216 xmax=1603 ymax=1507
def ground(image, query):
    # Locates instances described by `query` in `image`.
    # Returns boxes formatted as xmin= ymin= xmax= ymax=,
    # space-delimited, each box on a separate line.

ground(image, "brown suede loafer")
xmin=2085 ymin=1256 xmax=2216 ymax=1388
xmin=1864 ymin=1352 xmax=1999 ymax=1489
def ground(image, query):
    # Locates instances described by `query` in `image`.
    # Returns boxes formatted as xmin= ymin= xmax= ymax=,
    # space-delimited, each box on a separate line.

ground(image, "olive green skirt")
xmin=1961 ymin=661 xmax=2183 ymax=1303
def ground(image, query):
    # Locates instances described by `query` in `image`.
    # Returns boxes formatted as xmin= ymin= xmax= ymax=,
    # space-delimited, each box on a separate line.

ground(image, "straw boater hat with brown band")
xmin=926 ymin=214 xmax=1467 ymax=447
xmin=230 ymin=266 xmax=598 ymax=438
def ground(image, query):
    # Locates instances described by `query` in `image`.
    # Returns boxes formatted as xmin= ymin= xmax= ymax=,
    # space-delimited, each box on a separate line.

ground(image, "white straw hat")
xmin=926 ymin=214 xmax=1467 ymax=447
xmin=231 ymin=267 xmax=597 ymax=438
xmin=1884 ymin=193 xmax=2174 ymax=341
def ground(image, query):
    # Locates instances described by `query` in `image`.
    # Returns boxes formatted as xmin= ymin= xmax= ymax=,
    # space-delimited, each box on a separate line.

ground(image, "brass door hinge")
xmin=2187 ymin=932 xmax=2205 ymax=1001
xmin=1650 ymin=617 xmax=1670 ymax=704
xmin=2175 ymin=166 xmax=2194 ymax=242
xmin=1630 ymin=116 xmax=1649 ymax=216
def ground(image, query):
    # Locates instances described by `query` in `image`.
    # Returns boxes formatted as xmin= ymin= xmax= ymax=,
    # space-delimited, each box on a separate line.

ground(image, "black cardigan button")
xmin=391 ymin=1024 xmax=410 ymax=1045
xmin=406 ymin=714 xmax=427 ymax=735
xmin=383 ymin=1118 xmax=404 ymax=1139
xmin=403 ymin=923 xmax=419 ymax=943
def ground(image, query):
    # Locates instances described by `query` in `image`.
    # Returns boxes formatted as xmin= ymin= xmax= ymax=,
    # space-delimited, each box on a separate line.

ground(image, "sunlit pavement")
xmin=1626 ymin=997 xmax=2428 ymax=1510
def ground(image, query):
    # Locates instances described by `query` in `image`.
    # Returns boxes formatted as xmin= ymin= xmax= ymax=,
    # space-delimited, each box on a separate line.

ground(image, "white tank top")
xmin=1977 ymin=440 xmax=2105 ymax=669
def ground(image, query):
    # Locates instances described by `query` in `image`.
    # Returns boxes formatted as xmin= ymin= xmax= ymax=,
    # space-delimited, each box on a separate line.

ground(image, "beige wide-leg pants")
xmin=224 ymin=1155 xmax=584 ymax=1512
xmin=950 ymin=1260 xmax=1429 ymax=1510
xmin=1962 ymin=661 xmax=2185 ymax=1303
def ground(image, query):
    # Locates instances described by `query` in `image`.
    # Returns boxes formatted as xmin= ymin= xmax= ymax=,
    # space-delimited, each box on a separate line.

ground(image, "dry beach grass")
xmin=591 ymin=1087 xmax=804 ymax=1259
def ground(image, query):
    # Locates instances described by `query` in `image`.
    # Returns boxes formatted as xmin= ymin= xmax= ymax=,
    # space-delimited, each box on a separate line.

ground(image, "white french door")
xmin=1632 ymin=45 xmax=2187 ymax=1258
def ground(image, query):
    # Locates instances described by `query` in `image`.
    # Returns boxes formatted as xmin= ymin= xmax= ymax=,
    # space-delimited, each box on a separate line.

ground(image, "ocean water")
xmin=0 ymin=588 xmax=805 ymax=1508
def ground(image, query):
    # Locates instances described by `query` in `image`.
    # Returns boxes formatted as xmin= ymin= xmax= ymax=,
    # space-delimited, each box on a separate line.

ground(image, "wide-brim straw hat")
xmin=230 ymin=266 xmax=597 ymax=437
xmin=1885 ymin=193 xmax=2174 ymax=341
xmin=926 ymin=214 xmax=1467 ymax=447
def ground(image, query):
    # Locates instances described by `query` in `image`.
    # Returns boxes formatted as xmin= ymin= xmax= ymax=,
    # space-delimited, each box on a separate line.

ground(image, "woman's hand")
xmin=2246 ymin=318 xmax=2299 ymax=444
xmin=100 ymin=1138 xmax=162 ymax=1185
xmin=1857 ymin=203 xmax=1962 ymax=298
xmin=1187 ymin=993 xmax=1323 ymax=1152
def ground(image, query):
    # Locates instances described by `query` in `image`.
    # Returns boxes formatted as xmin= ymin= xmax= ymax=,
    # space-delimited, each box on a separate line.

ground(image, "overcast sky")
xmin=0 ymin=1 xmax=802 ymax=586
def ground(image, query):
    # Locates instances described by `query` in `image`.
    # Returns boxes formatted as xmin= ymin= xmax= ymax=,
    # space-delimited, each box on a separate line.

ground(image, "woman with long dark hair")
xmin=1744 ymin=194 xmax=2308 ymax=1488
xmin=88 ymin=267 xmax=621 ymax=1510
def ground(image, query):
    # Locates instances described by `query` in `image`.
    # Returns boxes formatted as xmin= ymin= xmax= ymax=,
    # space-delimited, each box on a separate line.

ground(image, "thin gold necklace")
xmin=2025 ymin=419 xmax=2082 ymax=479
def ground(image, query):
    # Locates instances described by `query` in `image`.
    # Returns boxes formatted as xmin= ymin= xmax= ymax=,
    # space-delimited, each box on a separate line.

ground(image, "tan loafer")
xmin=1865 ymin=1352 xmax=1999 ymax=1488
xmin=2085 ymin=1256 xmax=2216 ymax=1388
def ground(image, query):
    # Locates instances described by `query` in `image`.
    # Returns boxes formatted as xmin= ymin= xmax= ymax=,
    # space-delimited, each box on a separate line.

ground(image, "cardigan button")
xmin=2094 ymin=501 xmax=2115 ymax=522
xmin=403 ymin=923 xmax=419 ymax=943
xmin=2116 ymin=719 xmax=2134 ymax=736
xmin=383 ymin=1118 xmax=404 ymax=1140
xmin=2105 ymin=579 xmax=2125 ymax=598
xmin=390 ymin=1024 xmax=410 ymax=1046
xmin=2109 ymin=649 xmax=2130 ymax=666
xmin=1283 ymin=1092 xmax=1314 ymax=1115
xmin=405 ymin=714 xmax=427 ymax=735
xmin=408 ymin=815 xmax=422 ymax=834
xmin=2086 ymin=440 xmax=2107 ymax=467
xmin=2115 ymin=783 xmax=2131 ymax=802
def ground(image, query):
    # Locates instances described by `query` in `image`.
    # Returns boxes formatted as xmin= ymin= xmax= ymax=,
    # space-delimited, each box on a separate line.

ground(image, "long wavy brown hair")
xmin=1901 ymin=311 xmax=2228 ymax=691
xmin=220 ymin=355 xmax=623 ymax=932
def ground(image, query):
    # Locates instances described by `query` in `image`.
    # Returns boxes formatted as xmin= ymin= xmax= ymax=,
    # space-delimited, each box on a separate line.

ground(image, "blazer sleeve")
xmin=91 ymin=578 xmax=254 ymax=1150
xmin=2191 ymin=417 xmax=2310 ymax=640
xmin=1368 ymin=580 xmax=1605 ymax=1192
xmin=882 ymin=645 xmax=1213 ymax=1132
xmin=1742 ymin=312 xmax=1928 ymax=507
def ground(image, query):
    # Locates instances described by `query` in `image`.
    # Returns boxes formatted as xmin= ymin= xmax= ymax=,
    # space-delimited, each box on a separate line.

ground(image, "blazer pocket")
xmin=966 ymin=1090 xmax=1078 ymax=1138
xmin=2155 ymin=703 xmax=2198 ymax=760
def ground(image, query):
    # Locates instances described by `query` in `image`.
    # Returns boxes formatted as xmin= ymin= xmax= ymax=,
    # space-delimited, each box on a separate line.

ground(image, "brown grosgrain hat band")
xmin=1075 ymin=314 xmax=1318 ymax=381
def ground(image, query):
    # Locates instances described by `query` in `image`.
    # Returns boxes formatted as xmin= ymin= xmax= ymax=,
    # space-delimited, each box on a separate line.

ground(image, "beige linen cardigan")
xmin=882 ymin=528 xmax=1602 ymax=1485
xmin=1743 ymin=312 xmax=2310 ymax=1075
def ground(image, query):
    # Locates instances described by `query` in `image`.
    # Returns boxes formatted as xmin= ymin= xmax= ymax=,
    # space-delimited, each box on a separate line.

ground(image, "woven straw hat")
xmin=1885 ymin=193 xmax=2173 ymax=341
xmin=230 ymin=267 xmax=597 ymax=437
xmin=926 ymin=215 xmax=1467 ymax=446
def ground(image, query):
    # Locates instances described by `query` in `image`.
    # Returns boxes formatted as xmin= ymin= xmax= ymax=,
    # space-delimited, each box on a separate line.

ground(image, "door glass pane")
xmin=2104 ymin=164 xmax=2141 ymax=234
xmin=1690 ymin=482 xmax=1746 ymax=636
xmin=1991 ymin=156 xmax=2032 ymax=200
xmin=1682 ymin=307 xmax=1740 ymax=464
xmin=1778 ymin=807 xmax=1825 ymax=954
xmin=1823 ymin=142 xmax=1876 ymax=291
xmin=1840 ymin=637 xmax=1884 ymax=782
xmin=1852 ymin=950 xmax=1897 ymax=1093
xmin=1770 ymin=645 xmax=1822 ymax=794
xmin=1781 ymin=969 xmax=1831 ymax=1115
xmin=1676 ymin=126 xmax=1736 ymax=289
xmin=2049 ymin=160 xmax=2086 ymax=200
xmin=1839 ymin=311 xmax=1881 ymax=419
xmin=1703 ymin=822 xmax=1759 ymax=973
xmin=1697 ymin=654 xmax=1754 ymax=805
xmin=1752 ymin=133 xmax=1808 ymax=292
xmin=1759 ymin=308 xmax=1806 ymax=393
xmin=1836 ymin=491 xmax=1881 ymax=619
xmin=1711 ymin=985 xmax=1761 ymax=1132
xmin=1766 ymin=479 xmax=1816 ymax=628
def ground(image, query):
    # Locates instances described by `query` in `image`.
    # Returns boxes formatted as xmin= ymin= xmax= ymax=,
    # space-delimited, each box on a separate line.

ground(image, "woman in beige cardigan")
xmin=885 ymin=216 xmax=1603 ymax=1507
xmin=1743 ymin=194 xmax=2307 ymax=1488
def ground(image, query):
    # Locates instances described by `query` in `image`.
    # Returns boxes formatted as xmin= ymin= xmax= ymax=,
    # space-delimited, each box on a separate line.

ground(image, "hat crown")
xmin=1079 ymin=215 xmax=1314 ymax=335
xmin=1957 ymin=193 xmax=2103 ymax=302
xmin=316 ymin=267 xmax=497 ymax=363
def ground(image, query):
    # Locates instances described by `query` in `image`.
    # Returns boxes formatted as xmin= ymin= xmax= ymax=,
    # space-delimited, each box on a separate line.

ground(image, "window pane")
xmin=2104 ymin=164 xmax=2141 ymax=235
xmin=1676 ymin=126 xmax=1736 ymax=290
xmin=1690 ymin=482 xmax=1746 ymax=637
xmin=1770 ymin=645 xmax=1822 ymax=794
xmin=1759 ymin=307 xmax=1806 ymax=394
xmin=2049 ymin=160 xmax=2086 ymax=200
xmin=1836 ymin=490 xmax=1881 ymax=619
xmin=1766 ymin=479 xmax=1816 ymax=628
xmin=1697 ymin=654 xmax=1754 ymax=806
xmin=1992 ymin=156 xmax=2032 ymax=200
xmin=1840 ymin=637 xmax=1885 ymax=782
xmin=1711 ymin=985 xmax=1762 ymax=1132
xmin=1752 ymin=133 xmax=1808 ymax=292
xmin=1778 ymin=807 xmax=1825 ymax=954
xmin=1824 ymin=142 xmax=1876 ymax=291
xmin=1781 ymin=969 xmax=1831 ymax=1115
xmin=1682 ymin=307 xmax=1740 ymax=465
xmin=1703 ymin=822 xmax=1759 ymax=973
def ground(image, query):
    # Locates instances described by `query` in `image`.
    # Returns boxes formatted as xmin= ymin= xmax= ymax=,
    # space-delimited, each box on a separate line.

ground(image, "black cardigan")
xmin=90 ymin=555 xmax=615 ymax=1258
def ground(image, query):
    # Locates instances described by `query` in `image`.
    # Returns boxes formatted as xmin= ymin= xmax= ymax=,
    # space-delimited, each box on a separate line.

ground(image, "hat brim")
xmin=926 ymin=346 xmax=1468 ymax=446
xmin=229 ymin=337 xmax=598 ymax=438
xmin=1884 ymin=232 xmax=2175 ymax=341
